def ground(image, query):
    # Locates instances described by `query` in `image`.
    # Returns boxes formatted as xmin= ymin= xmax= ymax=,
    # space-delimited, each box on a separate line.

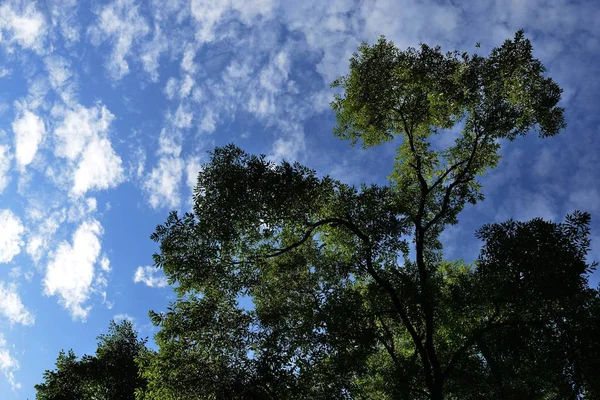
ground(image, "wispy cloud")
xmin=0 ymin=2 xmax=47 ymax=54
xmin=113 ymin=313 xmax=134 ymax=323
xmin=143 ymin=127 xmax=183 ymax=209
xmin=0 ymin=210 xmax=24 ymax=264
xmin=133 ymin=266 xmax=168 ymax=288
xmin=89 ymin=0 xmax=150 ymax=79
xmin=0 ymin=282 xmax=34 ymax=326
xmin=0 ymin=334 xmax=21 ymax=390
xmin=0 ymin=145 xmax=11 ymax=193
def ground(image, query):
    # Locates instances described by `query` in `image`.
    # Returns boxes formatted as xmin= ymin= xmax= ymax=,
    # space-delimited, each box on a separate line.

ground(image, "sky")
xmin=0 ymin=0 xmax=599 ymax=397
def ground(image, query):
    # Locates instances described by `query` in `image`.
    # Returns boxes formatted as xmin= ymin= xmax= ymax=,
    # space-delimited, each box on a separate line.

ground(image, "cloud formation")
xmin=0 ymin=282 xmax=34 ymax=326
xmin=0 ymin=2 xmax=46 ymax=53
xmin=0 ymin=334 xmax=20 ymax=390
xmin=0 ymin=145 xmax=11 ymax=193
xmin=44 ymin=219 xmax=104 ymax=320
xmin=143 ymin=128 xmax=184 ymax=209
xmin=89 ymin=0 xmax=150 ymax=79
xmin=53 ymin=104 xmax=124 ymax=197
xmin=133 ymin=266 xmax=168 ymax=288
xmin=12 ymin=110 xmax=45 ymax=170
xmin=0 ymin=210 xmax=24 ymax=264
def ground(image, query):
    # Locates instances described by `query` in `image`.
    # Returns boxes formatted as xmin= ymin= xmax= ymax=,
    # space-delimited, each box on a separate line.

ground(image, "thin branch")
xmin=375 ymin=314 xmax=401 ymax=370
xmin=442 ymin=319 xmax=541 ymax=380
xmin=262 ymin=218 xmax=346 ymax=258
xmin=427 ymin=158 xmax=470 ymax=196
xmin=394 ymin=106 xmax=429 ymax=198
xmin=477 ymin=340 xmax=505 ymax=398
xmin=424 ymin=126 xmax=483 ymax=232
xmin=246 ymin=214 xmax=436 ymax=393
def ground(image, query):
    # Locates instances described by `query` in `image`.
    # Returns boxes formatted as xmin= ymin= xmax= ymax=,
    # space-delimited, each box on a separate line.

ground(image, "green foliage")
xmin=38 ymin=32 xmax=599 ymax=400
xmin=35 ymin=350 xmax=89 ymax=400
xmin=35 ymin=320 xmax=148 ymax=400
xmin=139 ymin=145 xmax=599 ymax=399
xmin=331 ymin=30 xmax=565 ymax=232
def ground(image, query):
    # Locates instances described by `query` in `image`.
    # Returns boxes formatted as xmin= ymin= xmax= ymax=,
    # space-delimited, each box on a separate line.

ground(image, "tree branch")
xmin=262 ymin=218 xmax=348 ymax=258
xmin=424 ymin=126 xmax=483 ymax=232
xmin=442 ymin=319 xmax=541 ymax=380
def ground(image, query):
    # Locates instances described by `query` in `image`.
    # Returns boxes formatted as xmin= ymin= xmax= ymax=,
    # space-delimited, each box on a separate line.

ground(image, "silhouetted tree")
xmin=36 ymin=320 xmax=148 ymax=400
xmin=138 ymin=32 xmax=599 ymax=399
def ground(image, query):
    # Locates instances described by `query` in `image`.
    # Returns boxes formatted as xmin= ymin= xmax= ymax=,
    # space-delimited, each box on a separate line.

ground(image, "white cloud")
xmin=53 ymin=104 xmax=124 ymax=196
xmin=0 ymin=335 xmax=20 ymax=391
xmin=44 ymin=219 xmax=103 ymax=320
xmin=181 ymin=46 xmax=196 ymax=73
xmin=0 ymin=281 xmax=34 ymax=326
xmin=269 ymin=122 xmax=306 ymax=161
xmin=99 ymin=255 xmax=111 ymax=272
xmin=8 ymin=267 xmax=21 ymax=280
xmin=143 ymin=156 xmax=183 ymax=209
xmin=157 ymin=129 xmax=181 ymax=157
xmin=164 ymin=77 xmax=178 ymax=100
xmin=133 ymin=265 xmax=168 ymax=288
xmin=0 ymin=210 xmax=24 ymax=264
xmin=12 ymin=110 xmax=45 ymax=170
xmin=45 ymin=55 xmax=77 ymax=105
xmin=143 ymin=128 xmax=184 ymax=209
xmin=89 ymin=0 xmax=150 ymax=79
xmin=14 ymin=77 xmax=49 ymax=112
xmin=0 ymin=145 xmax=11 ymax=193
xmin=45 ymin=55 xmax=73 ymax=90
xmin=26 ymin=207 xmax=66 ymax=264
xmin=259 ymin=51 xmax=290 ymax=94
xmin=185 ymin=156 xmax=203 ymax=192
xmin=47 ymin=0 xmax=80 ymax=45
xmin=190 ymin=0 xmax=275 ymax=43
xmin=179 ymin=74 xmax=194 ymax=99
xmin=53 ymin=105 xmax=112 ymax=160
xmin=72 ymin=137 xmax=124 ymax=196
xmin=114 ymin=313 xmax=134 ymax=323
xmin=199 ymin=109 xmax=216 ymax=133
xmin=140 ymin=24 xmax=168 ymax=81
xmin=129 ymin=146 xmax=146 ymax=179
xmin=171 ymin=105 xmax=193 ymax=129
xmin=0 ymin=3 xmax=46 ymax=53
xmin=67 ymin=197 xmax=98 ymax=222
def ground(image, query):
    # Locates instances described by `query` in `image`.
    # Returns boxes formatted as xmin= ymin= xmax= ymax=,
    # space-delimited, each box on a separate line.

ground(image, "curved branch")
xmin=263 ymin=218 xmax=344 ymax=258
xmin=442 ymin=319 xmax=541 ymax=380
xmin=254 ymin=215 xmax=436 ymax=393
xmin=424 ymin=126 xmax=482 ymax=232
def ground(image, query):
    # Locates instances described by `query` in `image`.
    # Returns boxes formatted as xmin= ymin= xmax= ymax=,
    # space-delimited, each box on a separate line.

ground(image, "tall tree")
xmin=36 ymin=320 xmax=148 ymax=400
xmin=136 ymin=31 xmax=598 ymax=399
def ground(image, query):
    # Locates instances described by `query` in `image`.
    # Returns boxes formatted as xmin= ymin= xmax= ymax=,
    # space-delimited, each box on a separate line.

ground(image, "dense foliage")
xmin=35 ymin=320 xmax=148 ymax=400
xmin=37 ymin=32 xmax=600 ymax=400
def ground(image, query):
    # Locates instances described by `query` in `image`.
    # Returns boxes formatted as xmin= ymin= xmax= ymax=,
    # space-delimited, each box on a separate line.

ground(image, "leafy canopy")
xmin=36 ymin=32 xmax=599 ymax=400
xmin=137 ymin=31 xmax=599 ymax=400
xmin=35 ymin=320 xmax=148 ymax=400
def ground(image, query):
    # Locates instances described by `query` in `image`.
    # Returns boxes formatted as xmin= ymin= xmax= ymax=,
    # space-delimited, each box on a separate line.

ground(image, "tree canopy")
xmin=35 ymin=320 xmax=148 ymax=400
xmin=37 ymin=31 xmax=600 ymax=400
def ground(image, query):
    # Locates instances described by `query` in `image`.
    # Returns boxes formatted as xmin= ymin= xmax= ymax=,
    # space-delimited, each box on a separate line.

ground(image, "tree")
xmin=136 ymin=32 xmax=600 ymax=399
xmin=136 ymin=31 xmax=596 ymax=399
xmin=35 ymin=350 xmax=90 ymax=400
xmin=36 ymin=320 xmax=148 ymax=400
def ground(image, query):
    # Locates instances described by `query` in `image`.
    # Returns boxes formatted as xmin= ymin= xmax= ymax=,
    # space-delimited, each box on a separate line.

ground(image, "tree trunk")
xmin=431 ymin=381 xmax=444 ymax=400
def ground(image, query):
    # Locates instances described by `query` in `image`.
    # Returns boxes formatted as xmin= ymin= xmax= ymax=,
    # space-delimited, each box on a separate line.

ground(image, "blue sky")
xmin=0 ymin=0 xmax=599 ymax=397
